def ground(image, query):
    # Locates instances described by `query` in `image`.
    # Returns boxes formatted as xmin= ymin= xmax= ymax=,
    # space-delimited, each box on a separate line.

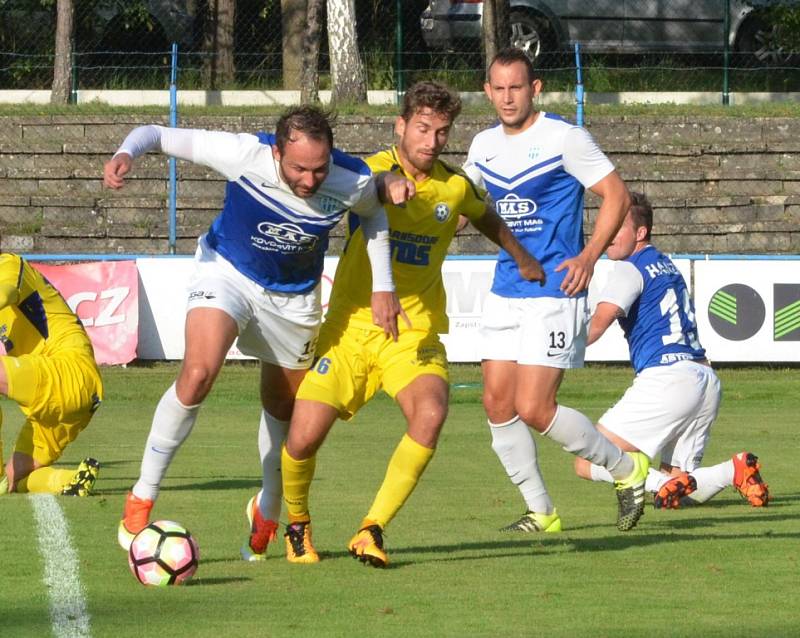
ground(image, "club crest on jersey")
xmin=496 ymin=193 xmax=537 ymax=219
xmin=434 ymin=202 xmax=450 ymax=222
xmin=315 ymin=195 xmax=342 ymax=214
xmin=253 ymin=221 xmax=318 ymax=253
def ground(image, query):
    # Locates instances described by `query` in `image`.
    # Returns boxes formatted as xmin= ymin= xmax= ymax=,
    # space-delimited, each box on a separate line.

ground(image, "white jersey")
xmin=117 ymin=126 xmax=390 ymax=294
xmin=464 ymin=113 xmax=614 ymax=299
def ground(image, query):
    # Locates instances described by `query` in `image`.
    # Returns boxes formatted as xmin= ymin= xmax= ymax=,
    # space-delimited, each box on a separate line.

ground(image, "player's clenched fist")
xmin=376 ymin=171 xmax=416 ymax=207
xmin=103 ymin=153 xmax=133 ymax=189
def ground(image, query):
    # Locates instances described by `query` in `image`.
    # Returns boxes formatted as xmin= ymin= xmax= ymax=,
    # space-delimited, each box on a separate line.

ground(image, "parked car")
xmin=420 ymin=0 xmax=792 ymax=63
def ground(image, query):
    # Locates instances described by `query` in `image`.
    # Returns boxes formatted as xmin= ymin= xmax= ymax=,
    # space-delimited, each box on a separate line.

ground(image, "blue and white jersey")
xmin=190 ymin=129 xmax=381 ymax=294
xmin=464 ymin=113 xmax=614 ymax=299
xmin=599 ymin=245 xmax=706 ymax=374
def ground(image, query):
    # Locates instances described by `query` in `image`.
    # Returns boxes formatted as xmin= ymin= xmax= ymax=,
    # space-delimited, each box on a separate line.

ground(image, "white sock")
xmin=133 ymin=383 xmax=200 ymax=501
xmin=489 ymin=416 xmax=554 ymax=515
xmin=645 ymin=468 xmax=670 ymax=493
xmin=686 ymin=459 xmax=734 ymax=504
xmin=544 ymin=405 xmax=632 ymax=480
xmin=257 ymin=410 xmax=289 ymax=521
xmin=589 ymin=463 xmax=614 ymax=483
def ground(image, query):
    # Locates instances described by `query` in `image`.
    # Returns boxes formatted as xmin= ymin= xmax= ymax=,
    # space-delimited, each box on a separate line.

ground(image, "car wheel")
xmin=508 ymin=10 xmax=555 ymax=62
xmin=735 ymin=15 xmax=794 ymax=65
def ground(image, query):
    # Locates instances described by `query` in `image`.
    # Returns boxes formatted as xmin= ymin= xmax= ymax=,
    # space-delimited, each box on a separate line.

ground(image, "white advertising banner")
xmin=694 ymin=260 xmax=800 ymax=362
xmin=142 ymin=256 xmax=800 ymax=364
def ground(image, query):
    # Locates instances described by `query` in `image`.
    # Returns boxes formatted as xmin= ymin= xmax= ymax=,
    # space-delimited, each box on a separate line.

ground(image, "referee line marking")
xmin=29 ymin=494 xmax=92 ymax=638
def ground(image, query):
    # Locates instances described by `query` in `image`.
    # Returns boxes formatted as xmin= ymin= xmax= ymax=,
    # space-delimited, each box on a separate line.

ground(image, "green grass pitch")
xmin=1 ymin=363 xmax=798 ymax=637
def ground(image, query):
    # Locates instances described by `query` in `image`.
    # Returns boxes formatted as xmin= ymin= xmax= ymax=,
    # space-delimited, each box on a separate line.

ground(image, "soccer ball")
xmin=128 ymin=520 xmax=199 ymax=586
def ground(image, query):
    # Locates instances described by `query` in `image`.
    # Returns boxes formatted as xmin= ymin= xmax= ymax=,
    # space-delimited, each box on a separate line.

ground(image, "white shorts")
xmin=599 ymin=360 xmax=721 ymax=469
xmin=186 ymin=237 xmax=322 ymax=369
xmin=478 ymin=292 xmax=589 ymax=368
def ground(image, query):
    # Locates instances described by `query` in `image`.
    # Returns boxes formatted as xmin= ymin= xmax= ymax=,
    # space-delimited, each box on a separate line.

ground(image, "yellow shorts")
xmin=296 ymin=325 xmax=448 ymax=420
xmin=2 ymin=350 xmax=103 ymax=465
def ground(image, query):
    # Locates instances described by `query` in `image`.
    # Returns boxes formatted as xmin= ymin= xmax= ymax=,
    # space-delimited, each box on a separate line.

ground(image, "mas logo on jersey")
xmin=252 ymin=221 xmax=318 ymax=253
xmin=496 ymin=193 xmax=537 ymax=220
xmin=434 ymin=202 xmax=450 ymax=222
xmin=527 ymin=146 xmax=541 ymax=161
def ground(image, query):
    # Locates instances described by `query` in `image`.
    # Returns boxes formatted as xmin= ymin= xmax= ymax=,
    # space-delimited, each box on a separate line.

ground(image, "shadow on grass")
xmin=97 ymin=478 xmax=262 ymax=495
xmin=189 ymin=576 xmax=251 ymax=586
xmin=345 ymin=526 xmax=800 ymax=568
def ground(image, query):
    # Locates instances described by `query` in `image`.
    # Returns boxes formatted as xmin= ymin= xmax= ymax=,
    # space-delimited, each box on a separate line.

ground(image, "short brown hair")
xmin=401 ymin=80 xmax=462 ymax=123
xmin=275 ymin=105 xmax=334 ymax=153
xmin=629 ymin=192 xmax=653 ymax=240
xmin=488 ymin=47 xmax=538 ymax=83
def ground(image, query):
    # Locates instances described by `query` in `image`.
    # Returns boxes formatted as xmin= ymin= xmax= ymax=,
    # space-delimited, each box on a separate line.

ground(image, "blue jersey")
xmin=464 ymin=113 xmax=615 ymax=299
xmin=192 ymin=130 xmax=383 ymax=294
xmin=601 ymin=245 xmax=706 ymax=373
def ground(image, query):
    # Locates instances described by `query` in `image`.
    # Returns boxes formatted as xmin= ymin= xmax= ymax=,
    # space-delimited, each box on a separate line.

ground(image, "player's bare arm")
xmin=471 ymin=205 xmax=545 ymax=284
xmin=587 ymin=301 xmax=624 ymax=345
xmin=556 ymin=171 xmax=631 ymax=296
xmin=375 ymin=171 xmax=416 ymax=207
xmin=370 ymin=290 xmax=410 ymax=341
xmin=103 ymin=152 xmax=133 ymax=189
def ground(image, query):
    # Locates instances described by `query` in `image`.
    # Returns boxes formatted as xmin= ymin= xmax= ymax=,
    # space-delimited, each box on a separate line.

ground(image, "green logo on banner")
xmin=774 ymin=285 xmax=800 ymax=341
xmin=708 ymin=284 xmax=765 ymax=341
xmin=709 ymin=289 xmax=737 ymax=324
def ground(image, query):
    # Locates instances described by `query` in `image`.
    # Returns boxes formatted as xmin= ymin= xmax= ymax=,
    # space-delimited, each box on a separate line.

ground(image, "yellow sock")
xmin=281 ymin=445 xmax=316 ymax=523
xmin=366 ymin=433 xmax=435 ymax=529
xmin=16 ymin=467 xmax=74 ymax=494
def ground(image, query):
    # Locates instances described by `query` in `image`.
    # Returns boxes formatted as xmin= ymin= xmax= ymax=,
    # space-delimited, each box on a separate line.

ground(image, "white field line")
xmin=29 ymin=494 xmax=92 ymax=638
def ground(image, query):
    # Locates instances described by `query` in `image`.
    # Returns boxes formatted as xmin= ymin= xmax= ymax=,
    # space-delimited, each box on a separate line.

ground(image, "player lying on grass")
xmin=105 ymin=105 xmax=411 ymax=551
xmin=271 ymin=81 xmax=545 ymax=567
xmin=574 ymin=193 xmax=769 ymax=511
xmin=0 ymin=251 xmax=101 ymax=496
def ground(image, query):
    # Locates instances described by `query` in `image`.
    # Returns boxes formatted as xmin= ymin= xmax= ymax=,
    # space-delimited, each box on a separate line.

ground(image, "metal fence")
xmin=1 ymin=0 xmax=800 ymax=95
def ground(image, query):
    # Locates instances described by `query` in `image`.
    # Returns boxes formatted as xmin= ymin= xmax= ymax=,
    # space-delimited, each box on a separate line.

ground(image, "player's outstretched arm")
xmin=471 ymin=206 xmax=545 ymax=284
xmin=103 ymin=125 xmax=198 ymax=190
xmin=556 ymin=171 xmax=631 ymax=296
xmin=375 ymin=171 xmax=416 ymax=207
xmin=588 ymin=301 xmax=623 ymax=345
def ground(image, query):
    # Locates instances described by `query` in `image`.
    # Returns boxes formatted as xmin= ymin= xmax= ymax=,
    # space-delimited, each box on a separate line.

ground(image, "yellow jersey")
xmin=324 ymin=147 xmax=486 ymax=334
xmin=0 ymin=253 xmax=95 ymax=358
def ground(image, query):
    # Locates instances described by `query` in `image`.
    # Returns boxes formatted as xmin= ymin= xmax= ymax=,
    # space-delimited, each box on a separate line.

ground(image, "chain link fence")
xmin=2 ymin=0 xmax=799 ymax=95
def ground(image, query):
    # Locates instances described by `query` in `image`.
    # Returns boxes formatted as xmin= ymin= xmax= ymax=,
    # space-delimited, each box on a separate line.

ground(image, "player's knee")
xmin=407 ymin=403 xmax=447 ymax=447
xmin=516 ymin=403 xmax=555 ymax=432
xmin=286 ymin=432 xmax=320 ymax=460
xmin=177 ymin=364 xmax=216 ymax=404
xmin=482 ymin=388 xmax=514 ymax=422
xmin=261 ymin=395 xmax=295 ymax=422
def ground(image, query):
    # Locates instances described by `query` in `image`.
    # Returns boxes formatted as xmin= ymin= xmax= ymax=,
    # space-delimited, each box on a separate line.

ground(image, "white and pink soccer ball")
xmin=128 ymin=520 xmax=199 ymax=586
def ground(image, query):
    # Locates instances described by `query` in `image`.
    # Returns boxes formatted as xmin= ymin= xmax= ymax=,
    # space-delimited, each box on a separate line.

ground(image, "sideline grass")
xmin=1 ymin=363 xmax=798 ymax=637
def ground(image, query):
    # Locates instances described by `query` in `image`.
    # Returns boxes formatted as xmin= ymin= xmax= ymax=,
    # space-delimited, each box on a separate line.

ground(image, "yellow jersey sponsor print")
xmin=324 ymin=147 xmax=486 ymax=334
